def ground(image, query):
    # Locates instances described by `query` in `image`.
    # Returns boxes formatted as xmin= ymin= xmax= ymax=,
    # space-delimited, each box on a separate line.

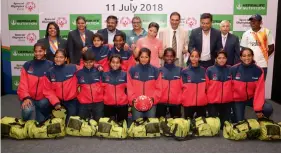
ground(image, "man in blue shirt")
xmin=126 ymin=16 xmax=147 ymax=50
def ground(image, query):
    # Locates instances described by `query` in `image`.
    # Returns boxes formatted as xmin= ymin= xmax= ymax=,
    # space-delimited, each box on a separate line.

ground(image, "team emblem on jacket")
xmin=212 ymin=74 xmax=217 ymax=80
xmin=134 ymin=72 xmax=139 ymax=79
xmin=51 ymin=74 xmax=56 ymax=82
xmin=106 ymin=76 xmax=110 ymax=82
xmin=27 ymin=66 xmax=34 ymax=73
xmin=235 ymin=73 xmax=241 ymax=80
xmin=187 ymin=76 xmax=191 ymax=82
xmin=80 ymin=76 xmax=85 ymax=83
xmin=227 ymin=75 xmax=231 ymax=79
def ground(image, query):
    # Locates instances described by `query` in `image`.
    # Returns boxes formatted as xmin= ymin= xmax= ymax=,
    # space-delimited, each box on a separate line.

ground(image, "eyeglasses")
xmin=132 ymin=22 xmax=141 ymax=24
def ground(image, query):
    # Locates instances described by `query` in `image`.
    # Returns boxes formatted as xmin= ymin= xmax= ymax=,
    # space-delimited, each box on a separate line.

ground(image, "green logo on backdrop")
xmin=212 ymin=15 xmax=233 ymax=31
xmin=234 ymin=0 xmax=267 ymax=15
xmin=11 ymin=46 xmax=34 ymax=61
xmin=39 ymin=30 xmax=69 ymax=40
xmin=9 ymin=15 xmax=39 ymax=30
xmin=134 ymin=14 xmax=167 ymax=30
xmin=232 ymin=31 xmax=245 ymax=41
xmin=12 ymin=76 xmax=20 ymax=90
xmin=70 ymin=14 xmax=102 ymax=30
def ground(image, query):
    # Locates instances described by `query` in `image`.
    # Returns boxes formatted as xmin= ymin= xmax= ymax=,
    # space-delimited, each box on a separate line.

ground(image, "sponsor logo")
xmin=27 ymin=66 xmax=34 ymax=73
xmin=235 ymin=73 xmax=241 ymax=80
xmin=252 ymin=77 xmax=259 ymax=80
xmin=119 ymin=79 xmax=125 ymax=82
xmin=14 ymin=64 xmax=23 ymax=70
xmin=119 ymin=17 xmax=131 ymax=27
xmin=10 ymin=2 xmax=24 ymax=11
xmin=134 ymin=72 xmax=139 ymax=79
xmin=56 ymin=17 xmax=67 ymax=28
xmin=70 ymin=14 xmax=101 ymax=30
xmin=212 ymin=74 xmax=218 ymax=80
xmin=26 ymin=33 xmax=37 ymax=43
xmin=25 ymin=2 xmax=36 ymax=12
xmin=185 ymin=17 xmax=197 ymax=29
xmin=234 ymin=0 xmax=267 ymax=15
xmin=14 ymin=80 xmax=20 ymax=87
xmin=9 ymin=15 xmax=39 ymax=30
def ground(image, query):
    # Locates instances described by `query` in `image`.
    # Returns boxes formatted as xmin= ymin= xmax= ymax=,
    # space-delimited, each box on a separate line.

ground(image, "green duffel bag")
xmin=29 ymin=118 xmax=65 ymax=139
xmin=258 ymin=118 xmax=281 ymax=141
xmin=193 ymin=117 xmax=220 ymax=137
xmin=159 ymin=117 xmax=191 ymax=138
xmin=96 ymin=117 xmax=127 ymax=139
xmin=66 ymin=116 xmax=97 ymax=137
xmin=223 ymin=119 xmax=261 ymax=140
xmin=128 ymin=118 xmax=160 ymax=138
xmin=1 ymin=116 xmax=27 ymax=139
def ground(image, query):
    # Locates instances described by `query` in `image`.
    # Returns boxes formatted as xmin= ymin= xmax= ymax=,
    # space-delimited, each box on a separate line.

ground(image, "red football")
xmin=134 ymin=95 xmax=153 ymax=112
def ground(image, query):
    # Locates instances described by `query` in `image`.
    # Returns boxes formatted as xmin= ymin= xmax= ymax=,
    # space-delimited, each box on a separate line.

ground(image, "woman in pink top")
xmin=135 ymin=22 xmax=163 ymax=67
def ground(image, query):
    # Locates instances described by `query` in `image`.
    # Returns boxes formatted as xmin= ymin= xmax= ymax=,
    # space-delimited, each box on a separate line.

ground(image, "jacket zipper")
xmin=221 ymin=82 xmax=224 ymax=104
xmin=168 ymin=80 xmax=171 ymax=104
xmin=89 ymin=84 xmax=94 ymax=103
xmin=246 ymin=82 xmax=249 ymax=100
xmin=196 ymin=84 xmax=198 ymax=106
xmin=34 ymin=77 xmax=39 ymax=100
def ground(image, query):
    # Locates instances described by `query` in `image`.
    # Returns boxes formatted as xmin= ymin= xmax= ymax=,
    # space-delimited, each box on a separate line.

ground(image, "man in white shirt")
xmin=159 ymin=12 xmax=188 ymax=67
xmin=220 ymin=20 xmax=240 ymax=65
xmin=188 ymin=13 xmax=223 ymax=68
xmin=240 ymin=14 xmax=275 ymax=79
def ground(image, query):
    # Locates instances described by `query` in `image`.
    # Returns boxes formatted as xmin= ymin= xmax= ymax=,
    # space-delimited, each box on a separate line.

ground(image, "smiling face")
xmin=54 ymin=52 xmax=67 ymax=66
xmin=84 ymin=60 xmax=94 ymax=69
xmin=164 ymin=51 xmax=175 ymax=64
xmin=216 ymin=53 xmax=227 ymax=66
xmin=190 ymin=51 xmax=200 ymax=66
xmin=147 ymin=27 xmax=158 ymax=38
xmin=34 ymin=46 xmax=46 ymax=60
xmin=107 ymin=18 xmax=117 ymax=31
xmin=93 ymin=37 xmax=103 ymax=47
xmin=77 ymin=19 xmax=86 ymax=31
xmin=132 ymin=18 xmax=142 ymax=30
xmin=114 ymin=36 xmax=125 ymax=50
xmin=200 ymin=18 xmax=212 ymax=31
xmin=240 ymin=49 xmax=254 ymax=65
xmin=48 ymin=24 xmax=57 ymax=37
xmin=170 ymin=14 xmax=180 ymax=30
xmin=110 ymin=57 xmax=121 ymax=70
xmin=139 ymin=52 xmax=150 ymax=65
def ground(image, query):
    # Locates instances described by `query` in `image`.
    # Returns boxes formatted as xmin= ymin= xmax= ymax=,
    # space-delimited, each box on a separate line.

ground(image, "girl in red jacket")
xmin=231 ymin=47 xmax=273 ymax=122
xmin=206 ymin=51 xmax=233 ymax=125
xmin=43 ymin=49 xmax=80 ymax=123
xmin=76 ymin=51 xmax=103 ymax=121
xmin=102 ymin=54 xmax=128 ymax=122
xmin=181 ymin=49 xmax=207 ymax=119
xmin=127 ymin=48 xmax=162 ymax=120
xmin=17 ymin=43 xmax=53 ymax=123
xmin=157 ymin=48 xmax=182 ymax=118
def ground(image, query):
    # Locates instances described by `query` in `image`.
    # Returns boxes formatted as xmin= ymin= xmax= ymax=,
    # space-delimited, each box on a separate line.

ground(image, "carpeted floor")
xmin=1 ymin=95 xmax=281 ymax=153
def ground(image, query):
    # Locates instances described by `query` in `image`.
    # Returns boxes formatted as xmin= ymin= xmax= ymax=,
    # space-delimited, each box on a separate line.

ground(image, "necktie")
xmin=172 ymin=31 xmax=177 ymax=52
xmin=223 ymin=36 xmax=227 ymax=48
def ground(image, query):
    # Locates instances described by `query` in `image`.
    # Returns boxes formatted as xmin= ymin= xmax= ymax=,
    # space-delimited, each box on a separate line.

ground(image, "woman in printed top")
xmin=17 ymin=43 xmax=53 ymax=123
xmin=37 ymin=22 xmax=67 ymax=62
xmin=181 ymin=49 xmax=208 ymax=119
xmin=127 ymin=48 xmax=162 ymax=120
xmin=206 ymin=51 xmax=233 ymax=125
xmin=67 ymin=16 xmax=94 ymax=65
xmin=231 ymin=47 xmax=273 ymax=122
xmin=43 ymin=49 xmax=80 ymax=123
xmin=156 ymin=48 xmax=182 ymax=118
xmin=75 ymin=51 xmax=104 ymax=121
xmin=81 ymin=33 xmax=111 ymax=72
xmin=102 ymin=54 xmax=128 ymax=122
xmin=109 ymin=33 xmax=136 ymax=72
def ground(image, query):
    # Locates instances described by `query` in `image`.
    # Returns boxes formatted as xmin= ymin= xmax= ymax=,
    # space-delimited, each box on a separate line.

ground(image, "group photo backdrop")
xmin=1 ymin=0 xmax=278 ymax=98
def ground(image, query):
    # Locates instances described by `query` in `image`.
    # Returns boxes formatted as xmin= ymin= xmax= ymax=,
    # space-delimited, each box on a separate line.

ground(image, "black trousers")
xmin=104 ymin=105 xmax=128 ymax=122
xmin=156 ymin=104 xmax=181 ymax=118
xmin=184 ymin=106 xmax=206 ymax=119
xmin=207 ymin=103 xmax=231 ymax=128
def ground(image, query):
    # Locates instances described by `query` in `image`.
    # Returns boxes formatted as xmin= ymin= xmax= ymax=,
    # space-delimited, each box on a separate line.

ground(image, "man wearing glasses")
xmin=126 ymin=16 xmax=148 ymax=50
xmin=159 ymin=12 xmax=189 ymax=67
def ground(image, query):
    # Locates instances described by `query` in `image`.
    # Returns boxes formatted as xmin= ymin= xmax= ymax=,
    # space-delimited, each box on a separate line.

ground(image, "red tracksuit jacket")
xmin=206 ymin=64 xmax=233 ymax=104
xmin=180 ymin=65 xmax=208 ymax=107
xmin=159 ymin=63 xmax=182 ymax=105
xmin=109 ymin=47 xmax=136 ymax=72
xmin=127 ymin=63 xmax=162 ymax=106
xmin=80 ymin=45 xmax=111 ymax=72
xmin=43 ymin=64 xmax=80 ymax=106
xmin=102 ymin=69 xmax=128 ymax=106
xmin=76 ymin=66 xmax=103 ymax=104
xmin=17 ymin=59 xmax=53 ymax=101
xmin=231 ymin=62 xmax=265 ymax=112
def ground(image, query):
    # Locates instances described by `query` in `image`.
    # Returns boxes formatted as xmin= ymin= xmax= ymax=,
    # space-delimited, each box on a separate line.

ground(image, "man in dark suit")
xmin=220 ymin=20 xmax=240 ymax=65
xmin=97 ymin=15 xmax=126 ymax=45
xmin=188 ymin=13 xmax=223 ymax=68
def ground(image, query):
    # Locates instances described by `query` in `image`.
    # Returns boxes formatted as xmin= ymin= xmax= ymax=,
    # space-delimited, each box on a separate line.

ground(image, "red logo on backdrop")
xmin=25 ymin=2 xmax=36 ymax=12
xmin=56 ymin=17 xmax=67 ymax=28
xmin=186 ymin=17 xmax=197 ymax=28
xmin=26 ymin=33 xmax=37 ymax=43
xmin=119 ymin=17 xmax=131 ymax=27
